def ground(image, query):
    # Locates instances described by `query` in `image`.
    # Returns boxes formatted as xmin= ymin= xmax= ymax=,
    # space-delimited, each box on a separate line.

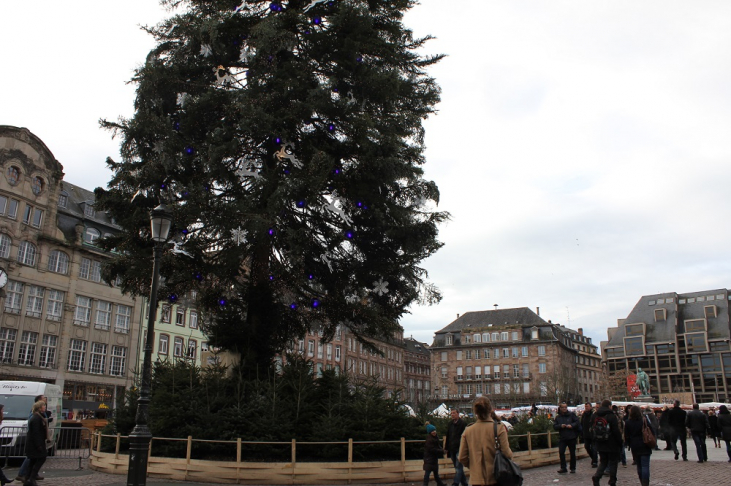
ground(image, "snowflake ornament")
xmin=275 ymin=143 xmax=302 ymax=169
xmin=372 ymin=278 xmax=389 ymax=296
xmin=239 ymin=45 xmax=254 ymax=63
xmin=200 ymin=44 xmax=213 ymax=57
xmin=231 ymin=227 xmax=248 ymax=246
xmin=345 ymin=292 xmax=359 ymax=304
xmin=152 ymin=141 xmax=164 ymax=154
xmin=176 ymin=92 xmax=189 ymax=108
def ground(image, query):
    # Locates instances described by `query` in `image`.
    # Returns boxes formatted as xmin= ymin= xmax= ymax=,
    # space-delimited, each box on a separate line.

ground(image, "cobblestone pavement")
xmin=8 ymin=438 xmax=729 ymax=486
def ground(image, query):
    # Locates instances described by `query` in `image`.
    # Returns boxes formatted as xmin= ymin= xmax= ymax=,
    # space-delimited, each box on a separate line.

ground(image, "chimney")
xmin=536 ymin=307 xmax=540 ymax=316
xmin=578 ymin=328 xmax=584 ymax=336
xmin=457 ymin=313 xmax=460 ymax=318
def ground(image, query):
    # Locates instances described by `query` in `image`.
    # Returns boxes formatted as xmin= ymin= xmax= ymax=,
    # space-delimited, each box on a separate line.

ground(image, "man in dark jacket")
xmin=582 ymin=402 xmax=597 ymax=467
xmin=686 ymin=403 xmax=710 ymax=462
xmin=667 ymin=400 xmax=688 ymax=461
xmin=554 ymin=402 xmax=580 ymax=473
xmin=445 ymin=409 xmax=468 ymax=486
xmin=592 ymin=399 xmax=623 ymax=486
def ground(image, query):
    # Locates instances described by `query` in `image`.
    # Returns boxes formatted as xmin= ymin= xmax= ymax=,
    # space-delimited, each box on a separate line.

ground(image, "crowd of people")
xmin=423 ymin=398 xmax=731 ymax=486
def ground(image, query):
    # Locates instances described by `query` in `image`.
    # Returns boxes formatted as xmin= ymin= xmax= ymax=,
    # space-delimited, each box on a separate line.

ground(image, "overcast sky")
xmin=3 ymin=1 xmax=731 ymax=350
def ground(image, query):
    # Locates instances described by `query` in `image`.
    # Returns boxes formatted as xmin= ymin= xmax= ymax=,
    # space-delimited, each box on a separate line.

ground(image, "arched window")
xmin=0 ymin=234 xmax=10 ymax=259
xmin=6 ymin=166 xmax=20 ymax=186
xmin=31 ymin=177 xmax=44 ymax=195
xmin=17 ymin=241 xmax=37 ymax=266
xmin=84 ymin=227 xmax=100 ymax=244
xmin=47 ymin=250 xmax=70 ymax=274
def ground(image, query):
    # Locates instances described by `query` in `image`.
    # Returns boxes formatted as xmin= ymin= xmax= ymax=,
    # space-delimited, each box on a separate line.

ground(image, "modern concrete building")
xmin=0 ymin=126 xmax=142 ymax=417
xmin=601 ymin=289 xmax=731 ymax=404
xmin=430 ymin=308 xmax=598 ymax=411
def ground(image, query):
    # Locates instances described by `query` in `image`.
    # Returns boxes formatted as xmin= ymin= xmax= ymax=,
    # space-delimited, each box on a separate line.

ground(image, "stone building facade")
xmin=0 ymin=126 xmax=142 ymax=417
xmin=601 ymin=289 xmax=731 ymax=404
xmin=430 ymin=308 xmax=594 ymax=411
xmin=403 ymin=336 xmax=430 ymax=407
xmin=561 ymin=326 xmax=601 ymax=404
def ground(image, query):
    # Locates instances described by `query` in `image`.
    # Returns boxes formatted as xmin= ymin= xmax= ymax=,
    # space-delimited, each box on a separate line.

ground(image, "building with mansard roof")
xmin=0 ymin=126 xmax=142 ymax=417
xmin=601 ymin=289 xmax=731 ymax=404
xmin=430 ymin=307 xmax=599 ymax=411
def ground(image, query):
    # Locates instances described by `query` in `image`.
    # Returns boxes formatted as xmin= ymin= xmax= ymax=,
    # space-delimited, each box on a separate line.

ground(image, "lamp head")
xmin=150 ymin=204 xmax=173 ymax=242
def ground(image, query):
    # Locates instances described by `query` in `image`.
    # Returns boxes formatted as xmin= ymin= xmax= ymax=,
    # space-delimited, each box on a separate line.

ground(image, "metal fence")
xmin=0 ymin=426 xmax=92 ymax=470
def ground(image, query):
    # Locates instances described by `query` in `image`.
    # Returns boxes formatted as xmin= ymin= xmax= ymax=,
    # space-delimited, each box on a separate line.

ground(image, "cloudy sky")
xmin=3 ymin=1 xmax=731 ymax=349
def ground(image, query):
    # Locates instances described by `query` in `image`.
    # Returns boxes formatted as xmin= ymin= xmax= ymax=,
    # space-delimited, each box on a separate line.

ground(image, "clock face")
xmin=0 ymin=269 xmax=7 ymax=289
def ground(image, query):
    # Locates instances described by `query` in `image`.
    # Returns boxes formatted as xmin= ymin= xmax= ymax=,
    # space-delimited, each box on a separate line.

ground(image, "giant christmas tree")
xmin=96 ymin=0 xmax=448 ymax=372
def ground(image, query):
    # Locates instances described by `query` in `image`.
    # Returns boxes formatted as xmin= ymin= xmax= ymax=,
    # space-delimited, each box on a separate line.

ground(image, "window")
xmin=0 ymin=196 xmax=5 ymax=215
xmin=493 ymin=348 xmax=499 ymax=359
xmin=441 ymin=351 xmax=447 ymax=361
xmin=67 ymin=339 xmax=87 ymax=371
xmin=158 ymin=335 xmax=169 ymax=355
xmin=90 ymin=343 xmax=107 ymax=374
xmin=492 ymin=332 xmax=499 ymax=342
xmin=686 ymin=332 xmax=708 ymax=353
xmin=625 ymin=323 xmax=644 ymax=336
xmin=523 ymin=363 xmax=530 ymax=377
xmin=39 ymin=335 xmax=57 ymax=368
xmin=74 ymin=296 xmax=92 ymax=326
xmin=84 ymin=227 xmax=100 ymax=244
xmin=475 ymin=365 xmax=482 ymax=379
xmin=57 ymin=194 xmax=67 ymax=208
xmin=47 ymin=250 xmax=70 ymax=274
xmin=624 ymin=336 xmax=644 ymax=356
xmin=79 ymin=258 xmax=102 ymax=282
xmin=456 ymin=366 xmax=463 ymax=379
xmin=110 ymin=346 xmax=127 ymax=376
xmin=6 ymin=199 xmax=18 ymax=219
xmin=512 ymin=331 xmax=519 ymax=341
xmin=473 ymin=333 xmax=481 ymax=343
xmin=46 ymin=289 xmax=64 ymax=321
xmin=456 ymin=350 xmax=462 ymax=360
xmin=494 ymin=383 xmax=501 ymax=394
xmin=6 ymin=166 xmax=20 ymax=185
xmin=175 ymin=308 xmax=185 ymax=326
xmin=512 ymin=347 xmax=519 ymax=358
xmin=465 ymin=350 xmax=471 ymax=359
xmin=0 ymin=328 xmax=17 ymax=363
xmin=17 ymin=241 xmax=37 ymax=266
xmin=22 ymin=205 xmax=43 ymax=228
xmin=441 ymin=366 xmax=447 ymax=378
xmin=187 ymin=340 xmax=197 ymax=359
xmin=502 ymin=348 xmax=509 ymax=358
xmin=326 ymin=343 xmax=332 ymax=359
xmin=483 ymin=348 xmax=489 ymax=359
xmin=503 ymin=364 xmax=510 ymax=378
xmin=4 ymin=281 xmax=23 ymax=313
xmin=317 ymin=343 xmax=323 ymax=359
xmin=464 ymin=335 xmax=471 ymax=344
xmin=160 ymin=305 xmax=171 ymax=323
xmin=654 ymin=308 xmax=666 ymax=322
xmin=31 ymin=177 xmax=44 ymax=195
xmin=94 ymin=301 xmax=112 ymax=330
xmin=83 ymin=204 xmax=96 ymax=219
xmin=539 ymin=363 xmax=547 ymax=374
xmin=704 ymin=305 xmax=717 ymax=318
xmin=173 ymin=337 xmax=184 ymax=357
xmin=189 ymin=311 xmax=198 ymax=329
xmin=446 ymin=335 xmax=453 ymax=345
xmin=538 ymin=345 xmax=546 ymax=356
xmin=335 ymin=345 xmax=341 ymax=361
xmin=685 ymin=319 xmax=706 ymax=332
xmin=522 ymin=346 xmax=528 ymax=357
xmin=25 ymin=285 xmax=44 ymax=317
xmin=308 ymin=340 xmax=315 ymax=356
xmin=531 ymin=327 xmax=539 ymax=340
xmin=501 ymin=332 xmax=508 ymax=341
xmin=115 ymin=305 xmax=131 ymax=333
xmin=0 ymin=234 xmax=10 ymax=258
xmin=493 ymin=365 xmax=500 ymax=379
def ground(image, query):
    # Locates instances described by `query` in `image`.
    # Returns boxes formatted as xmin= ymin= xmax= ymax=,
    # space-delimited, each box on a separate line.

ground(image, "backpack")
xmin=592 ymin=416 xmax=611 ymax=442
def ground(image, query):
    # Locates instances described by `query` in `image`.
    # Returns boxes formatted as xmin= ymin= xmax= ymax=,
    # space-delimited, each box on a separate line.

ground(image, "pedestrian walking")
xmin=423 ymin=424 xmax=446 ymax=486
xmin=554 ymin=402 xmax=580 ymax=474
xmin=686 ymin=403 xmax=710 ymax=462
xmin=458 ymin=396 xmax=513 ymax=486
xmin=643 ymin=406 xmax=660 ymax=451
xmin=592 ymin=399 xmax=623 ymax=486
xmin=21 ymin=401 xmax=48 ymax=486
xmin=15 ymin=395 xmax=52 ymax=483
xmin=708 ymin=409 xmax=721 ymax=448
xmin=445 ymin=409 xmax=468 ymax=486
xmin=717 ymin=405 xmax=731 ymax=462
xmin=659 ymin=406 xmax=672 ymax=450
xmin=581 ymin=402 xmax=598 ymax=467
xmin=667 ymin=400 xmax=688 ymax=461
xmin=625 ymin=405 xmax=654 ymax=486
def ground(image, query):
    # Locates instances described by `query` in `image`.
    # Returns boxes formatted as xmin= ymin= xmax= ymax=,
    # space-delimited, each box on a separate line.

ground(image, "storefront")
xmin=62 ymin=381 xmax=123 ymax=419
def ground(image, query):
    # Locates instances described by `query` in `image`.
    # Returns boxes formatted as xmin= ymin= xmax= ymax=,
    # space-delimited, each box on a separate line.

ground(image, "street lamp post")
xmin=127 ymin=204 xmax=172 ymax=486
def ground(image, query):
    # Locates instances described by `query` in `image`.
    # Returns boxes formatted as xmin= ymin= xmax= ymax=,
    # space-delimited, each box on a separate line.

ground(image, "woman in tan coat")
xmin=458 ymin=397 xmax=513 ymax=486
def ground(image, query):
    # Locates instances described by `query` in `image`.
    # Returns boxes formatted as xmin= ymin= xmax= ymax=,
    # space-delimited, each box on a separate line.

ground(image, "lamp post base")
xmin=127 ymin=428 xmax=152 ymax=486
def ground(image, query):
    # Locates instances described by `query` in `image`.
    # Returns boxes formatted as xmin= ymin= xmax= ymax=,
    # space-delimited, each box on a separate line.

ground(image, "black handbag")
xmin=493 ymin=421 xmax=523 ymax=486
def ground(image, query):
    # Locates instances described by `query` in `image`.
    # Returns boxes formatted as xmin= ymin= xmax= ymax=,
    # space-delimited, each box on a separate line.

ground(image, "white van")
xmin=0 ymin=381 xmax=62 ymax=455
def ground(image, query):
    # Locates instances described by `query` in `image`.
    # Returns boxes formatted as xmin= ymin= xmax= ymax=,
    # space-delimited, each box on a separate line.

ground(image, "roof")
xmin=404 ymin=337 xmax=429 ymax=354
xmin=434 ymin=307 xmax=549 ymax=335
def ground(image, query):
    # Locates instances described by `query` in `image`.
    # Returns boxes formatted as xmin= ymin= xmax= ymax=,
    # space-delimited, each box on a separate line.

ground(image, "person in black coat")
xmin=554 ymin=402 xmax=581 ymax=473
xmin=581 ymin=402 xmax=598 ymax=467
xmin=423 ymin=424 xmax=446 ymax=486
xmin=659 ymin=406 xmax=672 ymax=450
xmin=718 ymin=405 xmax=731 ymax=462
xmin=666 ymin=400 xmax=688 ymax=461
xmin=592 ymin=399 xmax=623 ymax=486
xmin=685 ymin=403 xmax=710 ymax=462
xmin=445 ymin=410 xmax=467 ymax=486
xmin=625 ymin=405 xmax=654 ymax=486
xmin=23 ymin=401 xmax=48 ymax=486
xmin=708 ymin=410 xmax=721 ymax=448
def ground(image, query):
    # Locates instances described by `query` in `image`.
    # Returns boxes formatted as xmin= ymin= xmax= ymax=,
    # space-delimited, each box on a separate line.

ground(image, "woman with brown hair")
xmin=458 ymin=397 xmax=513 ymax=485
xmin=21 ymin=401 xmax=48 ymax=486
xmin=624 ymin=405 xmax=654 ymax=486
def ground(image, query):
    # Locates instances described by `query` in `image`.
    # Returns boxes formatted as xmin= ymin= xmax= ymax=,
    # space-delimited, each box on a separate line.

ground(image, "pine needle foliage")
xmin=95 ymin=0 xmax=448 ymax=372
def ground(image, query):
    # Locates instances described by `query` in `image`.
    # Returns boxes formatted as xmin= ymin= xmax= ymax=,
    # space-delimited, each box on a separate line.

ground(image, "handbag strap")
xmin=493 ymin=420 xmax=501 ymax=451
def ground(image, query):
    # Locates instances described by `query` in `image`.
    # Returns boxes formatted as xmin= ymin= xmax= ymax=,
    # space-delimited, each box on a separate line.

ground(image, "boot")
xmin=641 ymin=480 xmax=649 ymax=486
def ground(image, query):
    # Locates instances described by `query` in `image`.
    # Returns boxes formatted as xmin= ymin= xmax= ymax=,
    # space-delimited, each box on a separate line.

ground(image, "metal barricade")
xmin=0 ymin=426 xmax=92 ymax=470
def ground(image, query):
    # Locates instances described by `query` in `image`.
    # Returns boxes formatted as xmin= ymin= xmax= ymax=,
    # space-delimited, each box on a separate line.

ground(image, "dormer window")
xmin=531 ymin=327 xmax=539 ymax=340
xmin=83 ymin=203 xmax=96 ymax=218
xmin=58 ymin=194 xmax=68 ymax=208
xmin=446 ymin=334 xmax=453 ymax=345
